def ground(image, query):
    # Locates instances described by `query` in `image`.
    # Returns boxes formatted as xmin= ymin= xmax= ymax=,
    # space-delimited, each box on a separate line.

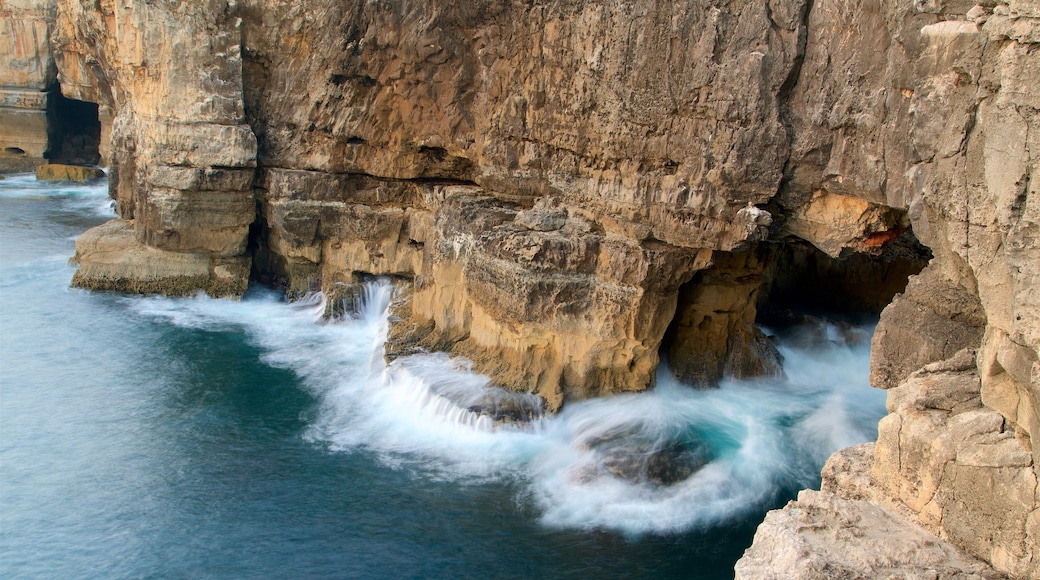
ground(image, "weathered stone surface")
xmin=871 ymin=351 xmax=1038 ymax=578
xmin=665 ymin=249 xmax=783 ymax=386
xmin=70 ymin=219 xmax=250 ymax=298
xmin=390 ymin=193 xmax=717 ymax=410
xmin=241 ymin=1 xmax=801 ymax=250
xmin=735 ymin=489 xmax=1002 ymax=580
xmin=16 ymin=0 xmax=1039 ymax=574
xmin=35 ymin=163 xmax=104 ymax=182
xmin=740 ymin=1 xmax=1040 ymax=577
xmin=0 ymin=0 xmax=55 ymax=166
xmin=50 ymin=0 xmax=258 ymax=295
xmin=871 ymin=264 xmax=987 ymax=389
xmin=779 ymin=190 xmax=910 ymax=258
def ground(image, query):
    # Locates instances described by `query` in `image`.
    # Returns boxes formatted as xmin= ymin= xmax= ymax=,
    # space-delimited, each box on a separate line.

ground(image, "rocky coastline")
xmin=2 ymin=0 xmax=1036 ymax=576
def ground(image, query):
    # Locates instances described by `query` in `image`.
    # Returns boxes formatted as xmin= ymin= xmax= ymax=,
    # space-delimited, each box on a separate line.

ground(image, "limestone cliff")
xmin=10 ymin=0 xmax=1037 ymax=575
xmin=1 ymin=0 xmax=108 ymax=171
xmin=737 ymin=1 xmax=1040 ymax=577
xmin=1 ymin=0 xmax=55 ymax=170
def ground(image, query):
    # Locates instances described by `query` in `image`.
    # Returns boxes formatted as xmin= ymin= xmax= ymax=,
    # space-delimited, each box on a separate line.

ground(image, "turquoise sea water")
xmin=0 ymin=174 xmax=886 ymax=578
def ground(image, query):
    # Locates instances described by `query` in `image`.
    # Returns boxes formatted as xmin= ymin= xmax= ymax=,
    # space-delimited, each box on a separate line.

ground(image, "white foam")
xmin=0 ymin=172 xmax=113 ymax=216
xmin=128 ymin=282 xmax=887 ymax=535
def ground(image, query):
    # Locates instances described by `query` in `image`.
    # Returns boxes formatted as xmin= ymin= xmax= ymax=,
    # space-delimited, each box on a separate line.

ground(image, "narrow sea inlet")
xmin=0 ymin=174 xmax=885 ymax=578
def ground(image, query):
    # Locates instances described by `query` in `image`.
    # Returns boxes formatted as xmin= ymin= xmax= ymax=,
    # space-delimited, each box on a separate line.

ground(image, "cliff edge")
xmin=5 ymin=0 xmax=1036 ymax=575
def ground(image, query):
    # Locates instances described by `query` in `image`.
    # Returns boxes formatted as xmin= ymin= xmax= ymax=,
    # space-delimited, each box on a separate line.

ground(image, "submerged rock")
xmin=579 ymin=427 xmax=711 ymax=487
xmin=465 ymin=396 xmax=544 ymax=424
xmin=433 ymin=383 xmax=545 ymax=427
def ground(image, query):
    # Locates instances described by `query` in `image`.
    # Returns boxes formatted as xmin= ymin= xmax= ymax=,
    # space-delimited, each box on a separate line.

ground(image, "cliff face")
xmin=1 ymin=0 xmax=55 ymax=169
xmin=26 ymin=0 xmax=1039 ymax=575
xmin=740 ymin=0 xmax=1040 ymax=576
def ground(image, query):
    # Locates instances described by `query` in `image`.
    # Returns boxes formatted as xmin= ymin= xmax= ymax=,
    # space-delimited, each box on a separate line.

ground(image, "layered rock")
xmin=234 ymin=0 xmax=819 ymax=407
xmin=55 ymin=0 xmax=258 ymax=295
xmin=48 ymin=0 xmax=933 ymax=406
xmin=0 ymin=0 xmax=109 ymax=172
xmin=0 ymin=0 xmax=56 ymax=171
xmin=35 ymin=162 xmax=104 ymax=183
xmin=18 ymin=0 xmax=1038 ymax=575
xmin=736 ymin=489 xmax=1001 ymax=579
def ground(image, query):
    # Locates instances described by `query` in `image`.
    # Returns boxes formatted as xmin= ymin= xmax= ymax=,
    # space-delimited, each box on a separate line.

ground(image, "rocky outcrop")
xmin=35 ymin=163 xmax=103 ymax=182
xmin=10 ymin=0 xmax=1036 ymax=574
xmin=237 ymin=0 xmax=816 ymax=407
xmin=0 ymin=0 xmax=109 ymax=172
xmin=70 ymin=219 xmax=249 ymax=297
xmin=49 ymin=0 xmax=932 ymax=408
xmin=737 ymin=1 xmax=1040 ymax=577
xmin=0 ymin=0 xmax=56 ymax=170
xmin=873 ymin=349 xmax=1037 ymax=576
xmin=735 ymin=488 xmax=1002 ymax=579
xmin=55 ymin=0 xmax=257 ymax=294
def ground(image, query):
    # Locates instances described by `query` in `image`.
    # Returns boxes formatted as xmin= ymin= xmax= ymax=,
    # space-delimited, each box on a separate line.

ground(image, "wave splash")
xmin=0 ymin=171 xmax=113 ymax=216
xmin=130 ymin=280 xmax=885 ymax=535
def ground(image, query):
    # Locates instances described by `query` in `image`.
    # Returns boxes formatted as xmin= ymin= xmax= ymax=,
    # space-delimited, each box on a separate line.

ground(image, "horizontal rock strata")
xmin=4 ymin=0 xmax=1035 ymax=575
xmin=738 ymin=0 xmax=1040 ymax=576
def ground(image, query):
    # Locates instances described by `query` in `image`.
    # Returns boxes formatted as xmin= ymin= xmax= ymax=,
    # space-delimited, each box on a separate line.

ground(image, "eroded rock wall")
xmin=0 ymin=0 xmax=55 ymax=170
xmin=739 ymin=1 xmax=1040 ymax=577
xmin=39 ymin=0 xmax=1040 ymax=574
xmin=56 ymin=0 xmax=257 ymax=296
xmin=234 ymin=0 xmax=825 ymax=406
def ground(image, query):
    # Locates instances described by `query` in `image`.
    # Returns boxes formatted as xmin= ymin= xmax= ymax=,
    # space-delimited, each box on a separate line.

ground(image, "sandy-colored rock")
xmin=871 ymin=351 xmax=1038 ymax=578
xmin=35 ymin=163 xmax=104 ymax=182
xmin=780 ymin=190 xmax=910 ymax=258
xmin=741 ymin=2 xmax=1039 ymax=577
xmin=871 ymin=264 xmax=987 ymax=389
xmin=49 ymin=0 xmax=258 ymax=295
xmin=25 ymin=0 xmax=1040 ymax=573
xmin=71 ymin=219 xmax=249 ymax=298
xmin=665 ymin=249 xmax=782 ymax=386
xmin=240 ymin=1 xmax=802 ymax=249
xmin=388 ymin=193 xmax=718 ymax=409
xmin=735 ymin=489 xmax=1002 ymax=580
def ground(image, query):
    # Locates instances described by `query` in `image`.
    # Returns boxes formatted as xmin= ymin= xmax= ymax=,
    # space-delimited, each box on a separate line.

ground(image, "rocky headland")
xmin=2 ymin=0 xmax=1036 ymax=576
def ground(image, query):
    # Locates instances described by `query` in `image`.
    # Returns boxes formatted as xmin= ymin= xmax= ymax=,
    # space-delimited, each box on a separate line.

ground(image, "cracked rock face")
xmin=11 ymin=0 xmax=1039 ymax=575
xmin=737 ymin=0 xmax=1040 ymax=576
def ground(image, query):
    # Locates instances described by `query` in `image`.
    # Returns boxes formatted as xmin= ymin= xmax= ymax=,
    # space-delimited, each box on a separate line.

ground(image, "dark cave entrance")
xmin=755 ymin=231 xmax=932 ymax=326
xmin=660 ymin=230 xmax=932 ymax=387
xmin=46 ymin=89 xmax=102 ymax=166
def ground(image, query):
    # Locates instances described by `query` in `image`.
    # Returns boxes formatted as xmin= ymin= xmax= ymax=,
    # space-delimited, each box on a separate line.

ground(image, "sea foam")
xmin=129 ymin=280 xmax=886 ymax=535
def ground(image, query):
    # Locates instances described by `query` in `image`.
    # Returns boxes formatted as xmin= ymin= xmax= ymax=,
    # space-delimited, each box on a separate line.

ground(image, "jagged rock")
xmin=71 ymin=219 xmax=249 ymax=298
xmin=665 ymin=249 xmax=783 ymax=386
xmin=578 ymin=428 xmax=711 ymax=487
xmin=35 ymin=163 xmax=104 ymax=182
xmin=460 ymin=391 xmax=545 ymax=425
xmin=735 ymin=489 xmax=1004 ymax=580
xmin=871 ymin=352 xmax=1039 ymax=577
xmin=8 ymin=0 xmax=1037 ymax=575
xmin=49 ymin=0 xmax=257 ymax=295
xmin=871 ymin=264 xmax=987 ymax=390
xmin=780 ymin=190 xmax=909 ymax=258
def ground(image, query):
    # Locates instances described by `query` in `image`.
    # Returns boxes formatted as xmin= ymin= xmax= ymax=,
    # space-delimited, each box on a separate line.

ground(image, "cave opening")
xmin=45 ymin=89 xmax=102 ymax=166
xmin=660 ymin=230 xmax=932 ymax=387
xmin=756 ymin=231 xmax=932 ymax=327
